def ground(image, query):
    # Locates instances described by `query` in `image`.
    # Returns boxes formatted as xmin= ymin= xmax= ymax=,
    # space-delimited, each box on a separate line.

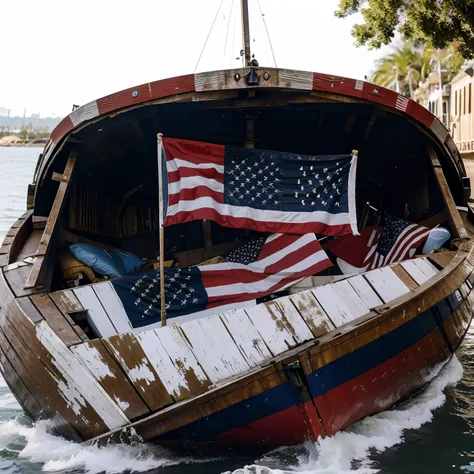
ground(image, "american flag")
xmin=163 ymin=138 xmax=358 ymax=237
xmin=327 ymin=215 xmax=430 ymax=270
xmin=112 ymin=233 xmax=332 ymax=328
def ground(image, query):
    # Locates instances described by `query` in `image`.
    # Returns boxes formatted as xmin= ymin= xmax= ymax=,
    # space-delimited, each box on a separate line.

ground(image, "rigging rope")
xmin=223 ymin=0 xmax=236 ymax=68
xmin=256 ymin=0 xmax=277 ymax=67
xmin=194 ymin=0 xmax=225 ymax=73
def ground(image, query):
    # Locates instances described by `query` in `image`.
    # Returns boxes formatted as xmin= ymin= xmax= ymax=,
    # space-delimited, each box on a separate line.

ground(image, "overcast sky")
xmin=0 ymin=0 xmax=389 ymax=118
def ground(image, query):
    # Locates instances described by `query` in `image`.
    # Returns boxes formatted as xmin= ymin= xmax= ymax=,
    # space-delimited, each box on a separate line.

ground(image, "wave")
xmin=0 ymin=418 xmax=219 ymax=474
xmin=229 ymin=356 xmax=463 ymax=474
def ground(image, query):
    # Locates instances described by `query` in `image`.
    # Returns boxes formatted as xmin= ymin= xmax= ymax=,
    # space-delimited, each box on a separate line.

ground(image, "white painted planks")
xmin=363 ymin=267 xmax=410 ymax=303
xmin=35 ymin=321 xmax=128 ymax=430
xmin=138 ymin=325 xmax=209 ymax=400
xmin=73 ymin=286 xmax=117 ymax=338
xmin=92 ymin=282 xmax=133 ymax=334
xmin=219 ymin=310 xmax=272 ymax=367
xmin=180 ymin=316 xmax=250 ymax=383
xmin=289 ymin=290 xmax=336 ymax=337
xmin=400 ymin=258 xmax=439 ymax=285
xmin=331 ymin=280 xmax=370 ymax=319
xmin=347 ymin=274 xmax=383 ymax=309
xmin=312 ymin=285 xmax=354 ymax=327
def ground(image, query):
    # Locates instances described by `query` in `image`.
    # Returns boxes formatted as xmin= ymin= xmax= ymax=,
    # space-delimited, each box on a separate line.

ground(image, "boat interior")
xmin=1 ymin=91 xmax=470 ymax=342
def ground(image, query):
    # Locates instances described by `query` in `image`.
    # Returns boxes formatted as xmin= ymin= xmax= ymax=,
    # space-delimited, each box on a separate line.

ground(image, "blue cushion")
xmin=69 ymin=244 xmax=145 ymax=278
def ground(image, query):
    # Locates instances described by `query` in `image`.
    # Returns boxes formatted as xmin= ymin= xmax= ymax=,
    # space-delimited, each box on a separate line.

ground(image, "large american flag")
xmin=112 ymin=233 xmax=332 ymax=328
xmin=327 ymin=215 xmax=430 ymax=270
xmin=163 ymin=138 xmax=358 ymax=236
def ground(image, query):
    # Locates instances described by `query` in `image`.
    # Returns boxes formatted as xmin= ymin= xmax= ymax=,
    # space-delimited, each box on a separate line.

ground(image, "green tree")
xmin=18 ymin=126 xmax=29 ymax=141
xmin=371 ymin=42 xmax=427 ymax=97
xmin=335 ymin=0 xmax=474 ymax=59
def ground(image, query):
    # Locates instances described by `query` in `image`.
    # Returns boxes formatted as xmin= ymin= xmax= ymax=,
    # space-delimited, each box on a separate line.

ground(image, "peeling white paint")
xmin=113 ymin=396 xmax=130 ymax=412
xmin=35 ymin=321 xmax=129 ymax=430
xmin=128 ymin=360 xmax=156 ymax=386
xmin=71 ymin=344 xmax=114 ymax=381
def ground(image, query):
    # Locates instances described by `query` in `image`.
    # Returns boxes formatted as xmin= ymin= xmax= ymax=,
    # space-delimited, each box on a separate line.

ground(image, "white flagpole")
xmin=157 ymin=133 xmax=166 ymax=326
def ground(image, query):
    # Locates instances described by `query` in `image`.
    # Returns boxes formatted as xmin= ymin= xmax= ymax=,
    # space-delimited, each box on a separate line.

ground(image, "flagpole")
xmin=157 ymin=133 xmax=167 ymax=327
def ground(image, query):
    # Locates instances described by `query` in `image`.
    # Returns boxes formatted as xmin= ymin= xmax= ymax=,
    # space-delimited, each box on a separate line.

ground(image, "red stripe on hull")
xmin=206 ymin=403 xmax=325 ymax=447
xmin=313 ymin=328 xmax=450 ymax=436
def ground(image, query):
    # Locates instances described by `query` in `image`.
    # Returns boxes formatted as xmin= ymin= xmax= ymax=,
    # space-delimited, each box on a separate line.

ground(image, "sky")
xmin=0 ymin=0 xmax=390 ymax=118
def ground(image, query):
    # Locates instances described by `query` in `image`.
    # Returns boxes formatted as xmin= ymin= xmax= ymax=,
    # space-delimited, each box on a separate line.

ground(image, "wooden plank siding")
xmin=25 ymin=151 xmax=77 ymax=290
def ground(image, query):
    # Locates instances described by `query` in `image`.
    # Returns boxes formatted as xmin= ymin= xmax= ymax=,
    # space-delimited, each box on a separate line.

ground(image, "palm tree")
xmin=370 ymin=43 xmax=429 ymax=98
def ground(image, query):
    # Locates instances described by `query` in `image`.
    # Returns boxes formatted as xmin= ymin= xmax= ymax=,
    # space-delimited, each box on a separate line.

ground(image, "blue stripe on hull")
xmin=158 ymin=285 xmax=469 ymax=442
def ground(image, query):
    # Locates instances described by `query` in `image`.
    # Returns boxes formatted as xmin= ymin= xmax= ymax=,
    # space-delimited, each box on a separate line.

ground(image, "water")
xmin=0 ymin=146 xmax=474 ymax=474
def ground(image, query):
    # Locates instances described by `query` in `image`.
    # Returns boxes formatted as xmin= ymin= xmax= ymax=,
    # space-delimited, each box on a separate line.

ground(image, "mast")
xmin=241 ymin=0 xmax=251 ymax=66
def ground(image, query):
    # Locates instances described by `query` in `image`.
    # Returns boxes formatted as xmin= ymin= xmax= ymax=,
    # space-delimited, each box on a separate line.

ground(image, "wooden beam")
xmin=24 ymin=151 xmax=77 ymax=289
xmin=428 ymin=147 xmax=468 ymax=240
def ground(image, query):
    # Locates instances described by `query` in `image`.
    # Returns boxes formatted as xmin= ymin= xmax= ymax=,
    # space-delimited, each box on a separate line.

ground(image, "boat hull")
xmin=0 ymin=213 xmax=472 ymax=447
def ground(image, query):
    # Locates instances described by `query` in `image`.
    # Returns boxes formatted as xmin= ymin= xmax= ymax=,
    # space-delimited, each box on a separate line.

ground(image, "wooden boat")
xmin=1 ymin=2 xmax=474 ymax=449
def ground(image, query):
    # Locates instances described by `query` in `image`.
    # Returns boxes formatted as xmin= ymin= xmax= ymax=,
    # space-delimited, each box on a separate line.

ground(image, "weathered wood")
xmin=400 ymin=259 xmax=437 ymax=286
xmin=363 ymin=267 xmax=410 ymax=303
xmin=219 ymin=309 xmax=272 ymax=367
xmin=311 ymin=285 xmax=354 ymax=327
xmin=4 ymin=266 xmax=40 ymax=297
xmin=179 ymin=316 xmax=250 ymax=383
xmin=330 ymin=280 xmax=371 ymax=319
xmin=49 ymin=290 xmax=88 ymax=341
xmin=428 ymin=147 xmax=468 ymax=240
xmin=288 ymin=290 xmax=336 ymax=337
xmin=15 ymin=296 xmax=44 ymax=323
xmin=73 ymin=286 xmax=117 ymax=338
xmin=71 ymin=340 xmax=149 ymax=420
xmin=25 ymin=151 xmax=77 ymax=289
xmin=391 ymin=264 xmax=419 ymax=291
xmin=347 ymin=274 xmax=383 ymax=309
xmin=0 ymin=343 xmax=43 ymax=419
xmin=17 ymin=230 xmax=43 ymax=261
xmin=59 ymin=229 xmax=114 ymax=248
xmin=104 ymin=333 xmax=173 ymax=410
xmin=35 ymin=321 xmax=129 ymax=429
xmin=92 ymin=282 xmax=133 ymax=334
xmin=140 ymin=325 xmax=211 ymax=399
xmin=30 ymin=294 xmax=82 ymax=346
xmin=245 ymin=303 xmax=301 ymax=356
xmin=428 ymin=250 xmax=456 ymax=269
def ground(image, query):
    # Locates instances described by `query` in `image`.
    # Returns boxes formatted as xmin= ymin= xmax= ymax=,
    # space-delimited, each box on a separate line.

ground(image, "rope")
xmin=194 ymin=0 xmax=225 ymax=72
xmin=256 ymin=0 xmax=277 ymax=67
xmin=223 ymin=0 xmax=236 ymax=68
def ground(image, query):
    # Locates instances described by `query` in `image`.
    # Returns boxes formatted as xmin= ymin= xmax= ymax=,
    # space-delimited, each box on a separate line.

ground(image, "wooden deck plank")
xmin=289 ymin=290 xmax=336 ymax=337
xmin=179 ymin=316 xmax=250 ymax=383
xmin=25 ymin=152 xmax=77 ymax=289
xmin=311 ymin=285 xmax=354 ymax=327
xmin=428 ymin=251 xmax=456 ymax=269
xmin=245 ymin=304 xmax=299 ymax=356
xmin=15 ymin=296 xmax=44 ymax=323
xmin=17 ymin=229 xmax=43 ymax=261
xmin=391 ymin=264 xmax=419 ymax=291
xmin=330 ymin=280 xmax=370 ymax=319
xmin=219 ymin=309 xmax=272 ymax=367
xmin=363 ymin=267 xmax=410 ymax=303
xmin=400 ymin=259 xmax=437 ymax=286
xmin=152 ymin=325 xmax=211 ymax=397
xmin=71 ymin=340 xmax=149 ymax=420
xmin=104 ymin=333 xmax=173 ymax=411
xmin=92 ymin=283 xmax=133 ymax=334
xmin=347 ymin=274 xmax=383 ymax=309
xmin=4 ymin=266 xmax=38 ymax=297
xmin=36 ymin=321 xmax=129 ymax=430
xmin=30 ymin=294 xmax=82 ymax=346
xmin=266 ymin=297 xmax=314 ymax=344
xmin=73 ymin=286 xmax=117 ymax=338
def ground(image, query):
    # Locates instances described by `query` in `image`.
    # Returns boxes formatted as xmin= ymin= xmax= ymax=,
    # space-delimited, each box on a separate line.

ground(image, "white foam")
xmin=0 ymin=418 xmax=216 ymax=474
xmin=230 ymin=356 xmax=463 ymax=474
xmin=0 ymin=393 xmax=22 ymax=410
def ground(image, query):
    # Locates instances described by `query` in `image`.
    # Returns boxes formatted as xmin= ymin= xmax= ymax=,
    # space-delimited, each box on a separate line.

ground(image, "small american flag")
xmin=363 ymin=215 xmax=430 ymax=269
xmin=163 ymin=138 xmax=358 ymax=236
xmin=327 ymin=215 xmax=430 ymax=270
xmin=112 ymin=233 xmax=332 ymax=328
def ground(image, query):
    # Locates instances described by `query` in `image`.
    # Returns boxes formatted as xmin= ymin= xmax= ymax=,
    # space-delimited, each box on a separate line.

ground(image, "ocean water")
xmin=0 ymin=146 xmax=473 ymax=474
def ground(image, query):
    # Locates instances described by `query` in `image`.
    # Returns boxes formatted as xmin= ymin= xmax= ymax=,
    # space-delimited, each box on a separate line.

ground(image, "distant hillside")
xmin=0 ymin=114 xmax=62 ymax=131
